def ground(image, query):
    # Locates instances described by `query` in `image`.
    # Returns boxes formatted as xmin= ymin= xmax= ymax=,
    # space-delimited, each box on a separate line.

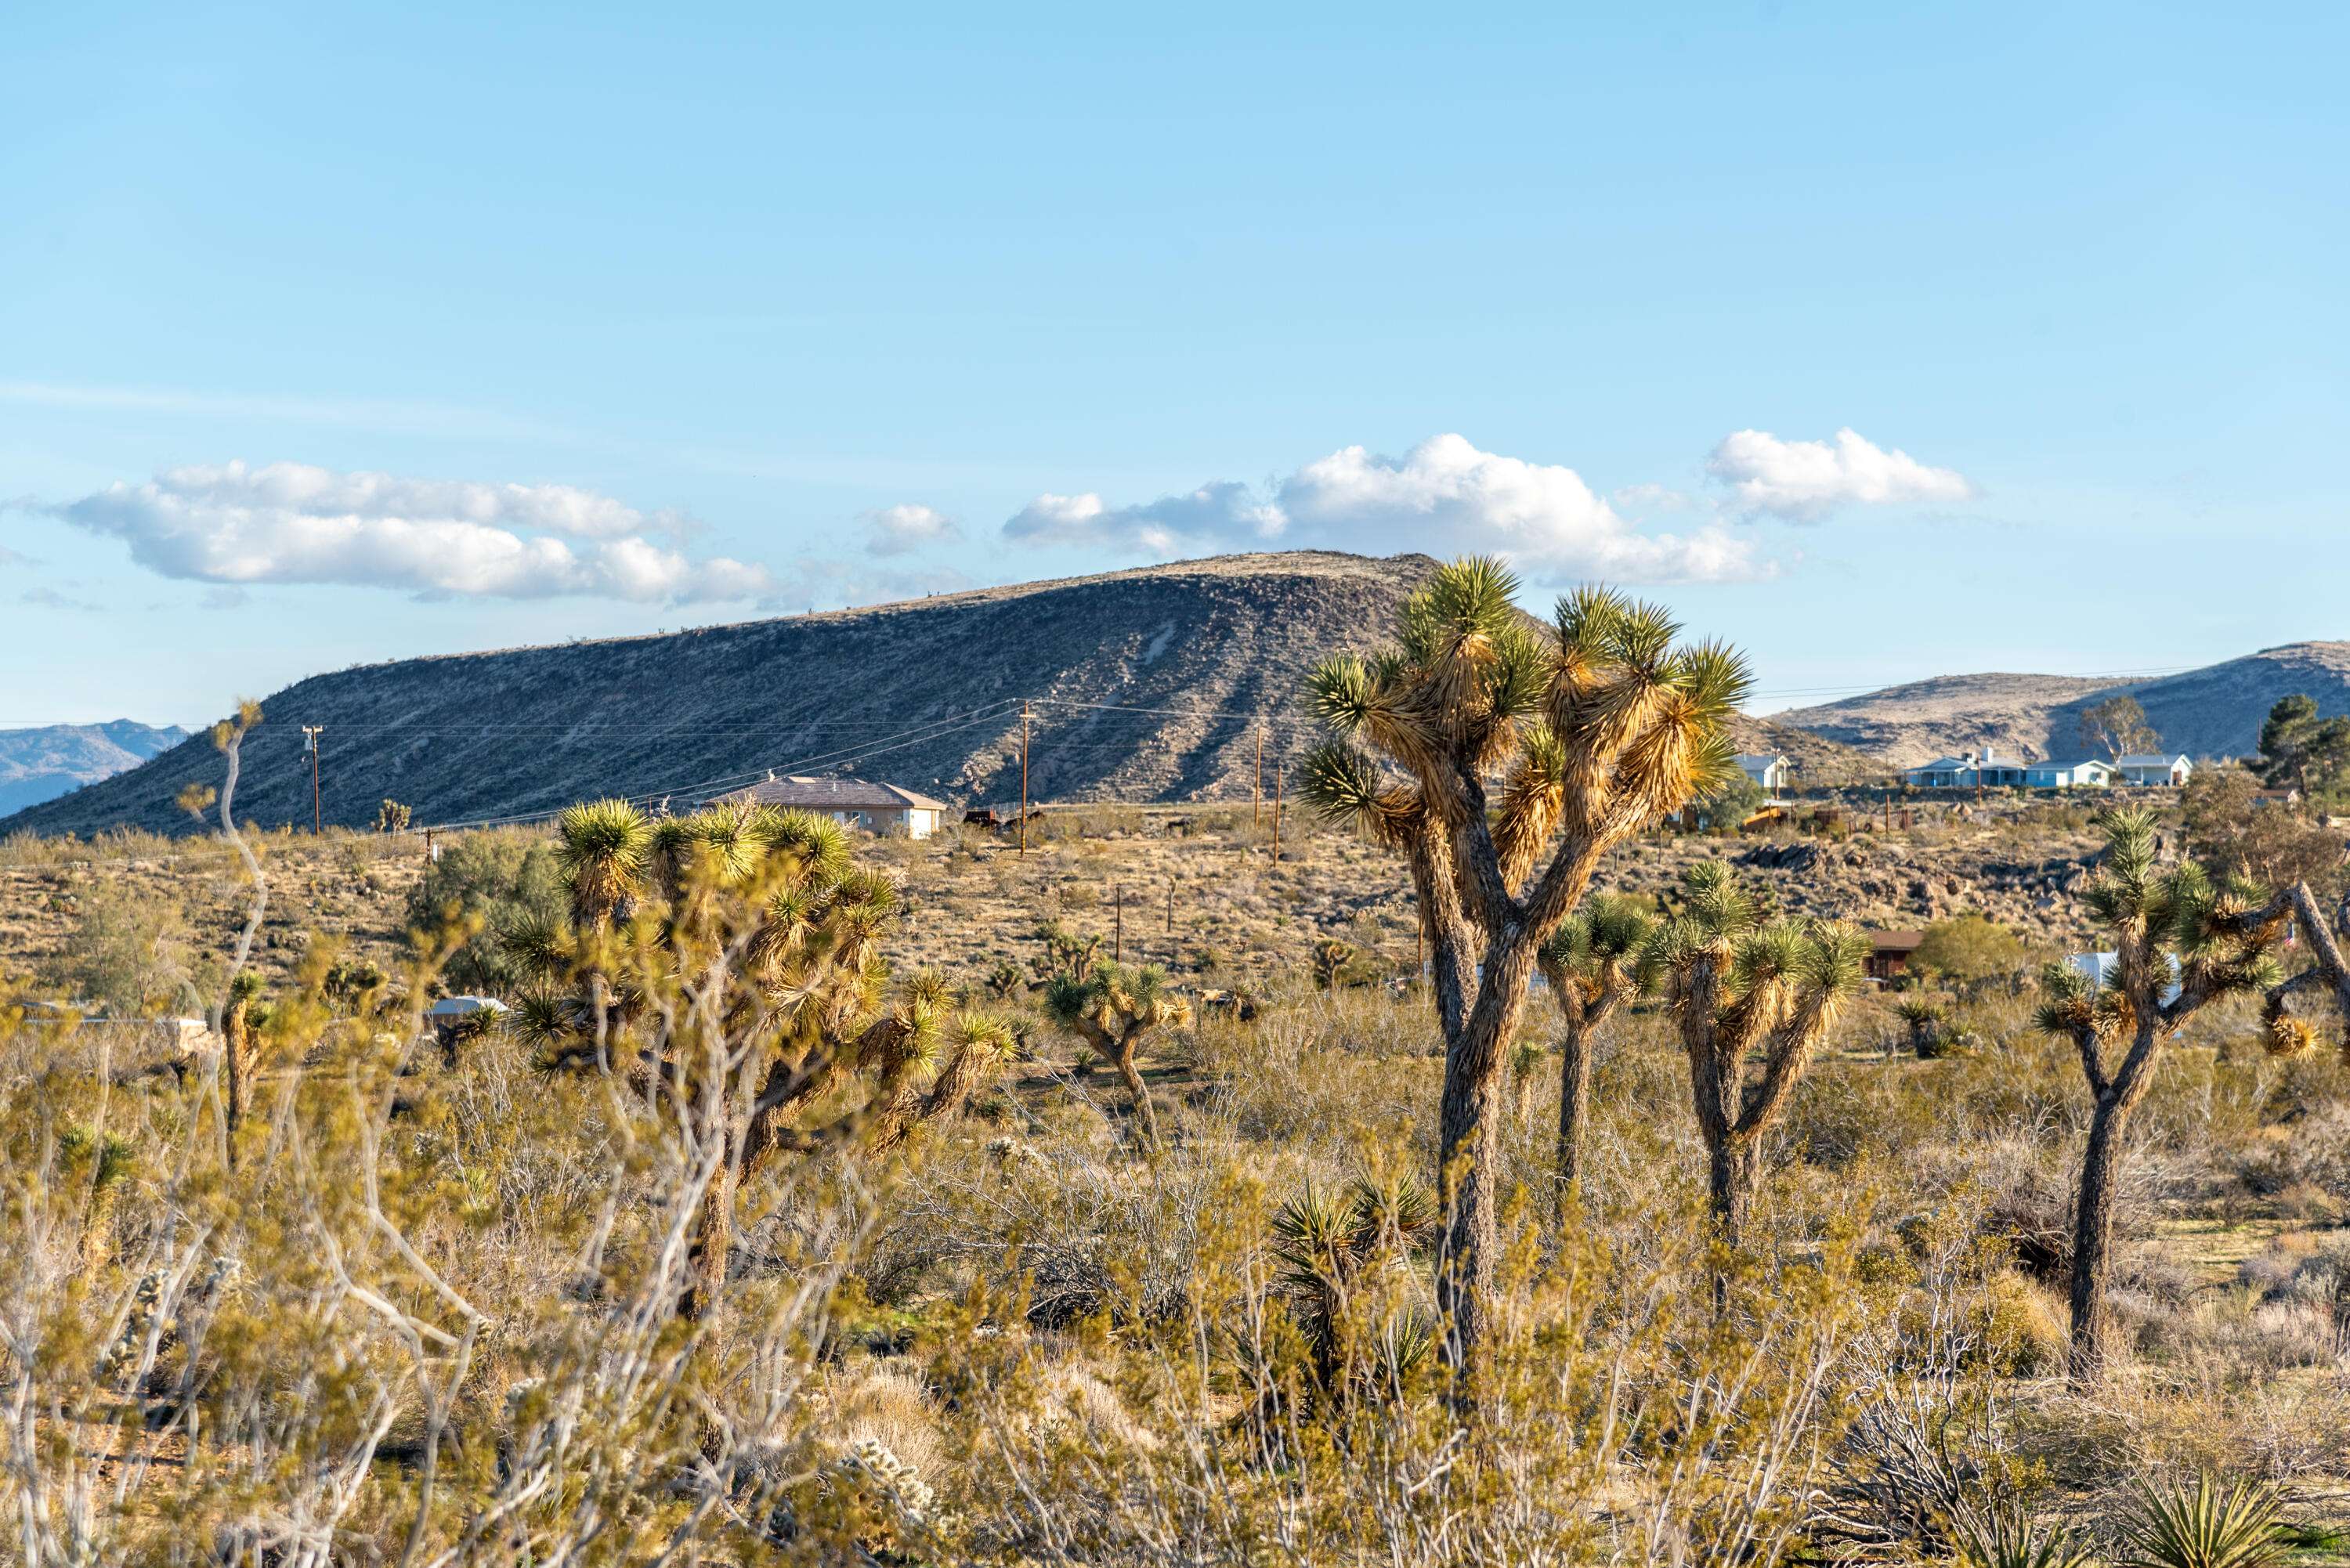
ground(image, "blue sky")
xmin=3 ymin=2 xmax=2345 ymax=728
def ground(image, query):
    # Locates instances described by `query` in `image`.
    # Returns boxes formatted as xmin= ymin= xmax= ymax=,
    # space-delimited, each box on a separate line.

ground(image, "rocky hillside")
xmin=0 ymin=721 xmax=189 ymax=817
xmin=1771 ymin=642 xmax=2350 ymax=768
xmin=2 ymin=551 xmax=1864 ymax=840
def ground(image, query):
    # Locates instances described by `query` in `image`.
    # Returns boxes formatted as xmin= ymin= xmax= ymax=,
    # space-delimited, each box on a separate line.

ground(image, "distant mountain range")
xmin=2 ymin=552 xmax=1853 ymax=839
xmin=0 ymin=721 xmax=191 ymax=818
xmin=1769 ymin=643 xmax=2350 ymax=768
xmin=5 ymin=552 xmax=2334 ymax=839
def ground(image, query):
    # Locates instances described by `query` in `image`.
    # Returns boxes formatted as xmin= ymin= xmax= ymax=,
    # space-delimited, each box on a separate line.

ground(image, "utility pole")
xmin=1114 ymin=883 xmax=1123 ymax=962
xmin=1019 ymin=700 xmax=1031 ymax=857
xmin=1271 ymin=754 xmax=1283 ymax=865
xmin=1254 ymin=726 xmax=1264 ymax=828
xmin=1165 ymin=879 xmax=1173 ymax=936
xmin=302 ymin=725 xmax=325 ymax=833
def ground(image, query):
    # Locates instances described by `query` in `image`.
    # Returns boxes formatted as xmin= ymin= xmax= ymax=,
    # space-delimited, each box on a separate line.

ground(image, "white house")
xmin=1734 ymin=753 xmax=1792 ymax=793
xmin=724 ymin=774 xmax=953 ymax=838
xmin=1903 ymin=747 xmax=2030 ymax=789
xmin=2023 ymin=758 xmax=2115 ymax=789
xmin=2112 ymin=753 xmax=2193 ymax=787
xmin=2068 ymin=951 xmax=2182 ymax=1006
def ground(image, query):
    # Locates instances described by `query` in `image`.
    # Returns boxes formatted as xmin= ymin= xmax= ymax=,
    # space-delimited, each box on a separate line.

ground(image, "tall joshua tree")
xmin=1301 ymin=558 xmax=1747 ymax=1371
xmin=1640 ymin=861 xmax=1867 ymax=1251
xmin=1536 ymin=898 xmax=1651 ymax=1212
xmin=2033 ymin=806 xmax=2292 ymax=1379
xmin=525 ymin=799 xmax=1013 ymax=1322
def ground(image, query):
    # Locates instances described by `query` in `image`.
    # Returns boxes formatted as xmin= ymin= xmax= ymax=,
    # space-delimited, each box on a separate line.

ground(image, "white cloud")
xmin=1001 ymin=434 xmax=1764 ymax=583
xmin=860 ymin=502 xmax=964 ymax=557
xmin=1705 ymin=428 xmax=1973 ymax=520
xmin=1611 ymin=482 xmax=1696 ymax=512
xmin=56 ymin=460 xmax=775 ymax=605
xmin=1003 ymin=481 xmax=1282 ymax=557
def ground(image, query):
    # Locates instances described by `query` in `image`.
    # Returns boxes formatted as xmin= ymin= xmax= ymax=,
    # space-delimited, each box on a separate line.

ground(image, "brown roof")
xmin=721 ymin=775 xmax=952 ymax=813
xmin=1869 ymin=930 xmax=1927 ymax=952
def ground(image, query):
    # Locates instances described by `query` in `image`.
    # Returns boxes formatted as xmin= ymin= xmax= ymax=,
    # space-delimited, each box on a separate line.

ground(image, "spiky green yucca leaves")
xmin=1267 ymin=1174 xmax=1439 ymax=1407
xmin=1643 ymin=861 xmax=1869 ymax=1242
xmin=1306 ymin=563 xmax=1752 ymax=878
xmin=533 ymin=797 xmax=1010 ymax=1180
xmin=1043 ymin=962 xmax=1194 ymax=1143
xmin=557 ymin=798 xmax=653 ymax=930
xmin=1952 ymin=1507 xmax=2095 ymax=1568
xmin=2120 ymin=1473 xmax=2287 ymax=1568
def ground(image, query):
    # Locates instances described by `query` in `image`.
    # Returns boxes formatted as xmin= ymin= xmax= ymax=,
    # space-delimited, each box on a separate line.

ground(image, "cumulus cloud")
xmin=1004 ymin=481 xmax=1282 ymax=557
xmin=1000 ymin=434 xmax=1763 ymax=583
xmin=860 ymin=502 xmax=963 ymax=557
xmin=54 ymin=460 xmax=775 ymax=605
xmin=1705 ymin=428 xmax=1972 ymax=520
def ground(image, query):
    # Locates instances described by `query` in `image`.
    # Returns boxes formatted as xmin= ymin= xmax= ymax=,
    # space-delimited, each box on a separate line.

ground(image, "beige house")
xmin=722 ymin=774 xmax=953 ymax=839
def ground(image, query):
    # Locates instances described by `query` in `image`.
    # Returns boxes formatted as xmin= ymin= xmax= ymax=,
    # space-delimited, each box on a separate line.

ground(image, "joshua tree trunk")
xmin=1706 ymin=1134 xmax=1761 ymax=1253
xmin=1113 ymin=1034 xmax=1159 ymax=1146
xmin=223 ymin=1012 xmax=248 ymax=1150
xmin=2066 ymin=1094 xmax=2126 ymax=1378
xmin=682 ymin=1086 xmax=738 ymax=1324
xmin=1434 ymin=941 xmax=1537 ymax=1371
xmin=1554 ymin=1010 xmax=1593 ymax=1205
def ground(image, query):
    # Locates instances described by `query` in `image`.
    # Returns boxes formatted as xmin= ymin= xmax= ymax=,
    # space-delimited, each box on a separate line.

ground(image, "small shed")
xmin=1864 ymin=930 xmax=1925 ymax=983
xmin=1734 ymin=753 xmax=1793 ymax=793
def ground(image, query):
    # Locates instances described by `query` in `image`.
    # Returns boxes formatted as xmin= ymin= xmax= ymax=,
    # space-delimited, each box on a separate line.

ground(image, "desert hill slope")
xmin=5 ymin=551 xmax=1860 ymax=840
xmin=1771 ymin=642 xmax=2350 ymax=768
xmin=0 ymin=721 xmax=190 ymax=817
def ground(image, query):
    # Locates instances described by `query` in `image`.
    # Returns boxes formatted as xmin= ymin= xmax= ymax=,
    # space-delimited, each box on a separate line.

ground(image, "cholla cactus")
xmin=1043 ymin=962 xmax=1193 ymax=1144
xmin=1641 ymin=861 xmax=1868 ymax=1250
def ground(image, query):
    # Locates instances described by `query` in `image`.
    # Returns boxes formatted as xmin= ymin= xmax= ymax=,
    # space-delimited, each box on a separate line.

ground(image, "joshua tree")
xmin=1640 ymin=861 xmax=1868 ymax=1251
xmin=2031 ymin=806 xmax=2296 ymax=1379
xmin=523 ymin=799 xmax=1014 ymax=1322
xmin=1310 ymin=937 xmax=1358 ymax=991
xmin=1301 ymin=558 xmax=1746 ymax=1371
xmin=1535 ymin=898 xmax=1651 ymax=1212
xmin=374 ymin=798 xmax=412 ymax=833
xmin=1042 ymin=961 xmax=1193 ymax=1144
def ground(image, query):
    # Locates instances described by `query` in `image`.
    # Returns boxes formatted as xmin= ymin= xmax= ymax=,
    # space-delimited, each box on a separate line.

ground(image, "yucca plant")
xmin=1895 ymin=994 xmax=1947 ymax=1060
xmin=1640 ymin=860 xmax=1868 ymax=1251
xmin=1953 ymin=1505 xmax=2096 ymax=1568
xmin=526 ymin=800 xmax=1014 ymax=1321
xmin=2119 ymin=1473 xmax=2287 ymax=1568
xmin=1302 ymin=559 xmax=1748 ymax=1371
xmin=2033 ymin=807 xmax=2294 ymax=1379
xmin=1267 ymin=1172 xmax=1438 ymax=1408
xmin=1537 ymin=895 xmax=1652 ymax=1214
xmin=1042 ymin=961 xmax=1193 ymax=1144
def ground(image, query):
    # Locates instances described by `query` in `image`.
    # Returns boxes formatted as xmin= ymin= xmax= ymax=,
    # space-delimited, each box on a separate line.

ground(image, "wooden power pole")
xmin=1254 ymin=726 xmax=1264 ymax=828
xmin=302 ymin=725 xmax=325 ymax=834
xmin=1114 ymin=883 xmax=1123 ymax=962
xmin=1019 ymin=699 xmax=1031 ymax=857
xmin=1271 ymin=754 xmax=1283 ymax=864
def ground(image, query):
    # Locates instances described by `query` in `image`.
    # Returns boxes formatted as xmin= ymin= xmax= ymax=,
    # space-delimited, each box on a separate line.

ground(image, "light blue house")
xmin=2023 ymin=758 xmax=2115 ymax=789
xmin=1903 ymin=747 xmax=2030 ymax=789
